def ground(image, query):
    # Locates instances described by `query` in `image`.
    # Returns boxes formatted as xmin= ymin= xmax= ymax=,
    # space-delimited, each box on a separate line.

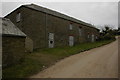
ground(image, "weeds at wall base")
xmin=2 ymin=39 xmax=115 ymax=78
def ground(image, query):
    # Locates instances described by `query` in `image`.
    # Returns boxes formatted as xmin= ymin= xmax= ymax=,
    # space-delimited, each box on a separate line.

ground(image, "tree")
xmin=99 ymin=25 xmax=116 ymax=40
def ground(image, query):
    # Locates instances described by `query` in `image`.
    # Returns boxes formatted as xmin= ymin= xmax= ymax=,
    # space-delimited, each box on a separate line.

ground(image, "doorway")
xmin=48 ymin=33 xmax=54 ymax=48
xmin=69 ymin=36 xmax=74 ymax=46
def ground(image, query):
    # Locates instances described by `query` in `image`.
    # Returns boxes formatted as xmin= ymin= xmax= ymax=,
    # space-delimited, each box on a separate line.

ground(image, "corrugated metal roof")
xmin=23 ymin=4 xmax=98 ymax=30
xmin=0 ymin=18 xmax=26 ymax=37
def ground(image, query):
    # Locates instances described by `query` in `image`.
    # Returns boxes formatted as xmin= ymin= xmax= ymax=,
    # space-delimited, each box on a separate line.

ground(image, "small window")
xmin=87 ymin=32 xmax=90 ymax=38
xmin=16 ymin=12 xmax=21 ymax=22
xmin=69 ymin=24 xmax=73 ymax=30
xmin=96 ymin=36 xmax=98 ymax=39
xmin=88 ymin=35 xmax=90 ymax=38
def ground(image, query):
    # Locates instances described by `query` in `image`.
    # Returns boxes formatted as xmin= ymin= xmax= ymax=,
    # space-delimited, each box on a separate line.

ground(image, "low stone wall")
xmin=2 ymin=36 xmax=26 ymax=67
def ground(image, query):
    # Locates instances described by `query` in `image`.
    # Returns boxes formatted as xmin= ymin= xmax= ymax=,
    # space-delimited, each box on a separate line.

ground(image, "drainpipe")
xmin=45 ymin=13 xmax=47 ymax=48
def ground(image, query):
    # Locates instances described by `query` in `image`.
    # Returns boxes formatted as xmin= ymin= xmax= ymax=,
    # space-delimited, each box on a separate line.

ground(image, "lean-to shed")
xmin=1 ymin=18 xmax=26 ymax=67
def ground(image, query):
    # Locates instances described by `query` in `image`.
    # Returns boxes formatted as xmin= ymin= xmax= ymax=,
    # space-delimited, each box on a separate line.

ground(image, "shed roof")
xmin=22 ymin=4 xmax=98 ymax=30
xmin=0 ymin=18 xmax=26 ymax=37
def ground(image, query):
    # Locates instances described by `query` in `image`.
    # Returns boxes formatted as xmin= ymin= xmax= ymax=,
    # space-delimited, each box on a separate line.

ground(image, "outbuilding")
xmin=1 ymin=18 xmax=26 ymax=67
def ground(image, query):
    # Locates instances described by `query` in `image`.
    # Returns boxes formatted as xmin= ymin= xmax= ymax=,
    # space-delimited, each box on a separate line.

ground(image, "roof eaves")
xmin=2 ymin=34 xmax=26 ymax=37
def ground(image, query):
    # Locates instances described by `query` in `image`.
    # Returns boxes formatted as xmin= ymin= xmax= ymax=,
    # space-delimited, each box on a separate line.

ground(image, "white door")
xmin=48 ymin=33 xmax=54 ymax=48
xmin=91 ymin=34 xmax=94 ymax=42
xmin=69 ymin=36 xmax=74 ymax=46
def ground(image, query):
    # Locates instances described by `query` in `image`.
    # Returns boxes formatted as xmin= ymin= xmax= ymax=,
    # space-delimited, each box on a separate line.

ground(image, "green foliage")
xmin=99 ymin=33 xmax=115 ymax=40
xmin=99 ymin=25 xmax=116 ymax=40
xmin=3 ymin=40 xmax=114 ymax=78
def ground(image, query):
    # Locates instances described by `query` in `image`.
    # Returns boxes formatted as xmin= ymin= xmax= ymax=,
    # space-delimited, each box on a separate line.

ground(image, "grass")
xmin=2 ymin=39 xmax=115 ymax=78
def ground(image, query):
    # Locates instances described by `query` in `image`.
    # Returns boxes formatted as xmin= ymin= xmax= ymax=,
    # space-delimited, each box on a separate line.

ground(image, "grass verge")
xmin=3 ymin=39 xmax=115 ymax=78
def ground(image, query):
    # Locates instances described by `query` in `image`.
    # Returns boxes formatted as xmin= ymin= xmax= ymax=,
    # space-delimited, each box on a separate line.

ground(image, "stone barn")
xmin=1 ymin=18 xmax=26 ymax=67
xmin=5 ymin=4 xmax=99 ymax=50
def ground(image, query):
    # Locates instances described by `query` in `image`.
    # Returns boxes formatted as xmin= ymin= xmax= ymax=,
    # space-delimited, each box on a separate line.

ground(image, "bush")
xmin=99 ymin=33 xmax=115 ymax=41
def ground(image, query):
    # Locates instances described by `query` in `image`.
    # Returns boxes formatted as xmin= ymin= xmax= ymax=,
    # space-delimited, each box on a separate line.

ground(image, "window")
xmin=96 ymin=36 xmax=98 ymax=39
xmin=69 ymin=36 xmax=74 ymax=46
xmin=88 ymin=35 xmax=90 ymax=38
xmin=16 ymin=12 xmax=21 ymax=22
xmin=91 ymin=34 xmax=95 ymax=42
xmin=69 ymin=24 xmax=73 ymax=30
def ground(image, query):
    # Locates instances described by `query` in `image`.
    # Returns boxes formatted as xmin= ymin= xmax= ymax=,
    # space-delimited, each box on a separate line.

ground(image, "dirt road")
xmin=31 ymin=39 xmax=118 ymax=78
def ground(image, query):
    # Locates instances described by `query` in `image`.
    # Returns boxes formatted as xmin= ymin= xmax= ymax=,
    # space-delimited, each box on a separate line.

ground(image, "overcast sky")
xmin=1 ymin=2 xmax=118 ymax=29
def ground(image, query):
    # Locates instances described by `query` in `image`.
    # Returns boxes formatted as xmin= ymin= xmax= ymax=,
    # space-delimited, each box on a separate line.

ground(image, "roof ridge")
xmin=23 ymin=4 xmax=96 ymax=28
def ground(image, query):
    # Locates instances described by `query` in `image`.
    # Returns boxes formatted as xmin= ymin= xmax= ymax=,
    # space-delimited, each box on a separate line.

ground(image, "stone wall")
xmin=2 ymin=36 xmax=25 ymax=67
xmin=5 ymin=6 xmax=99 ymax=49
